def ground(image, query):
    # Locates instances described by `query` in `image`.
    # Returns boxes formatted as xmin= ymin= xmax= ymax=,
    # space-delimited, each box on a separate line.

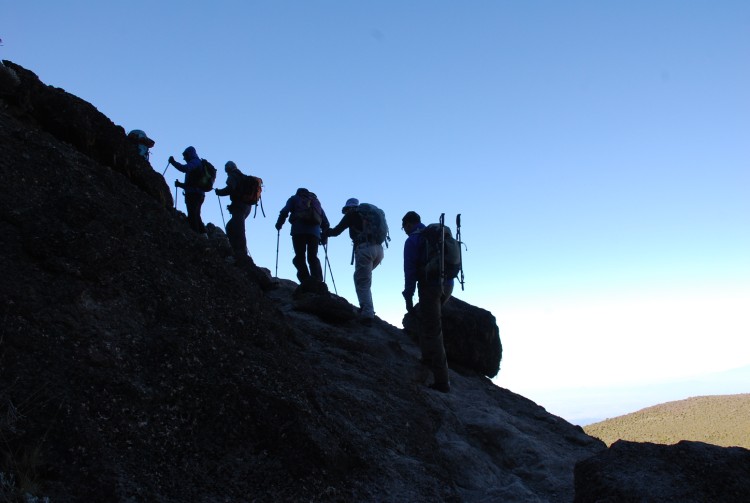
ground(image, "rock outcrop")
xmin=404 ymin=296 xmax=502 ymax=378
xmin=2 ymin=60 xmax=748 ymax=502
xmin=575 ymin=440 xmax=750 ymax=502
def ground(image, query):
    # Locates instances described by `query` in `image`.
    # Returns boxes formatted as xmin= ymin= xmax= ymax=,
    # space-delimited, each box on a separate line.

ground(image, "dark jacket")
xmin=277 ymin=192 xmax=330 ymax=239
xmin=215 ymin=168 xmax=244 ymax=202
xmin=403 ymin=222 xmax=454 ymax=293
xmin=171 ymin=147 xmax=204 ymax=194
xmin=327 ymin=210 xmax=363 ymax=242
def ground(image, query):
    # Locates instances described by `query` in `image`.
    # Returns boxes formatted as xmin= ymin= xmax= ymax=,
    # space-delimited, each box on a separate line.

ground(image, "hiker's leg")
xmin=306 ymin=234 xmax=323 ymax=282
xmin=185 ymin=192 xmax=202 ymax=233
xmin=227 ymin=203 xmax=251 ymax=257
xmin=291 ymin=234 xmax=311 ymax=283
xmin=418 ymin=282 xmax=449 ymax=386
xmin=239 ymin=204 xmax=251 ymax=252
xmin=196 ymin=192 xmax=206 ymax=233
xmin=225 ymin=210 xmax=239 ymax=252
xmin=354 ymin=243 xmax=377 ymax=318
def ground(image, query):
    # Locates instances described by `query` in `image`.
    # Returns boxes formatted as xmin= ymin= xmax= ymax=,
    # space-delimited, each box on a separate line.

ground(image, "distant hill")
xmin=584 ymin=394 xmax=750 ymax=448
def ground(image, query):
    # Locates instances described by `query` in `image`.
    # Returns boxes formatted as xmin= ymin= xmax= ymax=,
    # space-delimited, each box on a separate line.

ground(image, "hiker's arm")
xmin=275 ymin=198 xmax=293 ymax=230
xmin=168 ymin=156 xmax=187 ymax=172
xmin=325 ymin=213 xmax=351 ymax=238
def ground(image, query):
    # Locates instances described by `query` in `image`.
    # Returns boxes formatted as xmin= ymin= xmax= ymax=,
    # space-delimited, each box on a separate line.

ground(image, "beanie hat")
xmin=225 ymin=161 xmax=238 ymax=171
xmin=183 ymin=146 xmax=197 ymax=158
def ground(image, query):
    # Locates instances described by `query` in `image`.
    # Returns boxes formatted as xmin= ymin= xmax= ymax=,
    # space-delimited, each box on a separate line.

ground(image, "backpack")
xmin=187 ymin=159 xmax=217 ymax=191
xmin=355 ymin=203 xmax=389 ymax=246
xmin=291 ymin=191 xmax=323 ymax=225
xmin=418 ymin=223 xmax=462 ymax=281
xmin=235 ymin=174 xmax=263 ymax=206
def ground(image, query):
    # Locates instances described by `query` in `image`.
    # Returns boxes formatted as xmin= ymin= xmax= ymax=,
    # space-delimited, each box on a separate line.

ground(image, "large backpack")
xmin=291 ymin=190 xmax=323 ymax=225
xmin=187 ymin=159 xmax=217 ymax=192
xmin=418 ymin=223 xmax=462 ymax=281
xmin=235 ymin=173 xmax=263 ymax=206
xmin=355 ymin=203 xmax=389 ymax=246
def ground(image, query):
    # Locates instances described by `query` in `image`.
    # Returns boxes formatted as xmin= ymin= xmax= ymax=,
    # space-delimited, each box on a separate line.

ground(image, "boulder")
xmin=293 ymin=281 xmax=358 ymax=324
xmin=403 ymin=295 xmax=502 ymax=378
xmin=574 ymin=439 xmax=750 ymax=502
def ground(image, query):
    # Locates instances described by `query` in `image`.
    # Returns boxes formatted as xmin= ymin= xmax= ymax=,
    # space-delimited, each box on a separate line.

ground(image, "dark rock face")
xmin=574 ymin=440 xmax=750 ymax=503
xmin=403 ymin=295 xmax=502 ymax=378
xmin=1 ymin=60 xmax=172 ymax=207
xmin=5 ymin=59 xmax=740 ymax=502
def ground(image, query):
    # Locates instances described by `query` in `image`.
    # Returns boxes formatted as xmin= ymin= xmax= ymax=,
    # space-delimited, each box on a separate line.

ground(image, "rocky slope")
xmin=2 ymin=60 xmax=749 ymax=502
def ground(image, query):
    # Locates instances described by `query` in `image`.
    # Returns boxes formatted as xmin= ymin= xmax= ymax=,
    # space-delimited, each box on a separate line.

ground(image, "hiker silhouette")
xmin=323 ymin=198 xmax=386 ymax=326
xmin=276 ymin=188 xmax=330 ymax=285
xmin=169 ymin=146 xmax=207 ymax=236
xmin=402 ymin=210 xmax=454 ymax=393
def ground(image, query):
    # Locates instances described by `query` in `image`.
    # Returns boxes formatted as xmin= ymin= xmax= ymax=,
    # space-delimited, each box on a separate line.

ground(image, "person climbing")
xmin=401 ymin=210 xmax=454 ymax=393
xmin=127 ymin=129 xmax=155 ymax=160
xmin=169 ymin=146 xmax=207 ymax=236
xmin=214 ymin=161 xmax=254 ymax=264
xmin=275 ymin=188 xmax=330 ymax=285
xmin=323 ymin=198 xmax=388 ymax=326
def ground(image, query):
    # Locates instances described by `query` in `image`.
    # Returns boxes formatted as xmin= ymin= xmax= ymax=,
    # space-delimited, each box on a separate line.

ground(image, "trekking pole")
xmin=162 ymin=160 xmax=170 ymax=176
xmin=216 ymin=193 xmax=226 ymax=227
xmin=456 ymin=214 xmax=465 ymax=291
xmin=323 ymin=243 xmax=338 ymax=295
xmin=275 ymin=230 xmax=280 ymax=278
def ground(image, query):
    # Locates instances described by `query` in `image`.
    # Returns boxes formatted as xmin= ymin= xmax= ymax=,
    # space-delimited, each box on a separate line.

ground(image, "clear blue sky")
xmin=5 ymin=1 xmax=749 ymax=423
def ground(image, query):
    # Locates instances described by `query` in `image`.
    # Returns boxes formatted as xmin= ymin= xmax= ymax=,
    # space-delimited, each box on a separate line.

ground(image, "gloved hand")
xmin=402 ymin=291 xmax=414 ymax=313
xmin=175 ymin=179 xmax=184 ymax=188
xmin=214 ymin=188 xmax=219 ymax=195
xmin=275 ymin=221 xmax=283 ymax=231
xmin=168 ymin=155 xmax=175 ymax=165
xmin=321 ymin=228 xmax=330 ymax=238
xmin=320 ymin=235 xmax=328 ymax=246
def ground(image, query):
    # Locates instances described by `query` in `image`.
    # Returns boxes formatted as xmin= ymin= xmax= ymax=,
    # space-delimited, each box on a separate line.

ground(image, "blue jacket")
xmin=172 ymin=147 xmax=204 ymax=194
xmin=403 ymin=222 xmax=454 ymax=295
xmin=278 ymin=194 xmax=330 ymax=238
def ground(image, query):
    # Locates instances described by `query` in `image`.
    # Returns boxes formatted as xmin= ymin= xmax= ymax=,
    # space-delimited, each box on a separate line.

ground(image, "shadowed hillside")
xmin=0 ymin=60 xmax=605 ymax=502
xmin=584 ymin=394 xmax=750 ymax=448
xmin=2 ymin=60 xmax=749 ymax=503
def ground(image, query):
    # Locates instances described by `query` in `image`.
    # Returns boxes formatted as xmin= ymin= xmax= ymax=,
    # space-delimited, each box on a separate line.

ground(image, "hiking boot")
xmin=428 ymin=381 xmax=450 ymax=393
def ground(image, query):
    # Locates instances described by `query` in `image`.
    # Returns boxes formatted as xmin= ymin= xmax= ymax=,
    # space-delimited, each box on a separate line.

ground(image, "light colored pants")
xmin=353 ymin=242 xmax=384 ymax=318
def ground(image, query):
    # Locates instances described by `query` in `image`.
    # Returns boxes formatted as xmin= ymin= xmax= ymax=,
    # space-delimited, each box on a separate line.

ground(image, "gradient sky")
xmin=4 ymin=1 xmax=749 ymax=423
